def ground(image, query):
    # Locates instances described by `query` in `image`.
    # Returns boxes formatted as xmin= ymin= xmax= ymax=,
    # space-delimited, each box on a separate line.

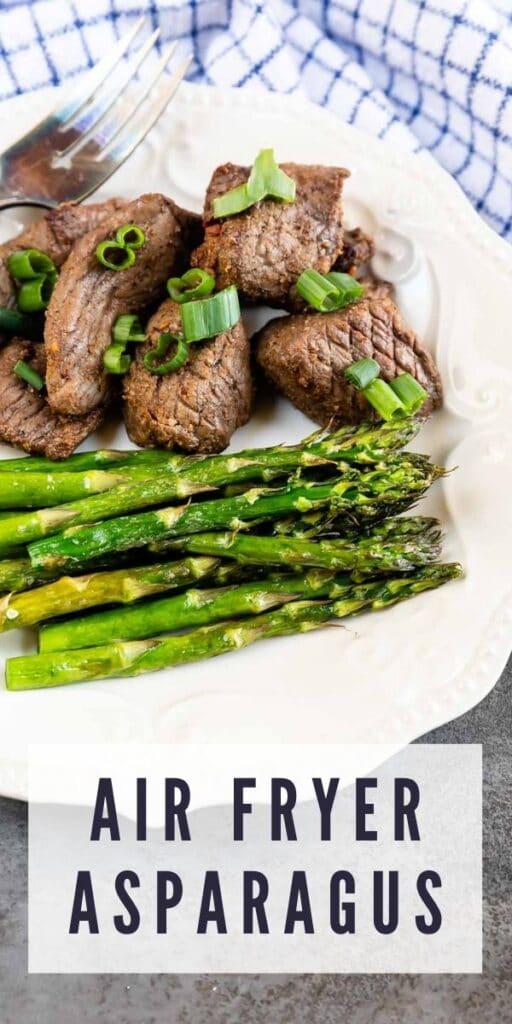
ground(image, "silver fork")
xmin=0 ymin=17 xmax=191 ymax=211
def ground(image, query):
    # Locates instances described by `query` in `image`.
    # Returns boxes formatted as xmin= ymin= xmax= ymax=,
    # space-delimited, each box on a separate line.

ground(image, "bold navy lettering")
xmin=312 ymin=777 xmax=339 ymax=840
xmin=156 ymin=871 xmax=183 ymax=934
xmin=373 ymin=871 xmax=399 ymax=934
xmin=136 ymin=778 xmax=147 ymax=841
xmin=90 ymin=777 xmax=120 ymax=841
xmin=114 ymin=871 xmax=140 ymax=934
xmin=243 ymin=871 xmax=269 ymax=934
xmin=271 ymin=778 xmax=297 ymax=840
xmin=355 ymin=778 xmax=378 ymax=841
xmin=69 ymin=871 xmax=99 ymax=934
xmin=233 ymin=778 xmax=256 ymax=840
xmin=416 ymin=871 xmax=442 ymax=934
xmin=284 ymin=871 xmax=314 ymax=933
xmin=197 ymin=872 xmax=227 ymax=934
xmin=330 ymin=871 xmax=356 ymax=934
xmin=394 ymin=778 xmax=420 ymax=840
xmin=165 ymin=778 xmax=191 ymax=840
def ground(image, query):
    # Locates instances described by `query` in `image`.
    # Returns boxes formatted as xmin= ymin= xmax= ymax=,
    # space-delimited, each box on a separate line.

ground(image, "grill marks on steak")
xmin=255 ymin=292 xmax=442 ymax=426
xmin=123 ymin=299 xmax=252 ymax=453
xmin=0 ymin=198 xmax=128 ymax=312
xmin=191 ymin=162 xmax=348 ymax=307
xmin=45 ymin=194 xmax=199 ymax=418
xmin=0 ymin=339 xmax=104 ymax=459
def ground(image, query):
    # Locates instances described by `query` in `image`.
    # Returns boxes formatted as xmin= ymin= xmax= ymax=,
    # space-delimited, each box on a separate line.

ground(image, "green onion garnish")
xmin=13 ymin=360 xmax=44 ymax=390
xmin=115 ymin=224 xmax=145 ymax=250
xmin=388 ymin=373 xmax=428 ymax=414
xmin=143 ymin=333 xmax=190 ymax=375
xmin=362 ymin=379 xmax=406 ymax=421
xmin=167 ymin=268 xmax=215 ymax=304
xmin=180 ymin=285 xmax=241 ymax=342
xmin=103 ymin=343 xmax=132 ymax=375
xmin=343 ymin=358 xmax=380 ymax=391
xmin=7 ymin=248 xmax=56 ymax=280
xmin=296 ymin=268 xmax=364 ymax=312
xmin=344 ymin=359 xmax=428 ymax=422
xmin=213 ymin=149 xmax=296 ymax=219
xmin=247 ymin=148 xmax=296 ymax=203
xmin=213 ymin=183 xmax=254 ymax=219
xmin=104 ymin=315 xmax=147 ymax=374
xmin=0 ymin=308 xmax=42 ymax=339
xmin=112 ymin=314 xmax=146 ymax=344
xmin=95 ymin=241 xmax=136 ymax=271
xmin=16 ymin=275 xmax=54 ymax=313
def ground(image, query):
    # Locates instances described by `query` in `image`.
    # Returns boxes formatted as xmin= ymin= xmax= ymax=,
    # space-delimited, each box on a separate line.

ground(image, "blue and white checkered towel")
xmin=1 ymin=0 xmax=511 ymax=239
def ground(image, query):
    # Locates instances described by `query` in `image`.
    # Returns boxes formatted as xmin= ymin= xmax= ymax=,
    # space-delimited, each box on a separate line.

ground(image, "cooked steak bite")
xmin=0 ymin=339 xmax=104 ymax=459
xmin=45 ymin=194 xmax=198 ymax=418
xmin=0 ymin=198 xmax=128 ymax=313
xmin=191 ymin=162 xmax=349 ymax=307
xmin=123 ymin=299 xmax=251 ymax=453
xmin=255 ymin=291 xmax=442 ymax=426
xmin=335 ymin=227 xmax=375 ymax=275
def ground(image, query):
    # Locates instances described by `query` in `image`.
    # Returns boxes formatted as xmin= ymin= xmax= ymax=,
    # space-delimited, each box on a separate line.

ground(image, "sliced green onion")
xmin=7 ymin=248 xmax=56 ymax=280
xmin=112 ymin=315 xmax=146 ymax=344
xmin=296 ymin=269 xmax=340 ymax=311
xmin=344 ymin=358 xmax=380 ymax=391
xmin=95 ymin=241 xmax=136 ymax=271
xmin=103 ymin=343 xmax=132 ymax=375
xmin=326 ymin=272 xmax=365 ymax=305
xmin=115 ymin=224 xmax=145 ymax=250
xmin=212 ymin=148 xmax=296 ymax=218
xmin=16 ymin=275 xmax=54 ymax=313
xmin=296 ymin=268 xmax=364 ymax=312
xmin=0 ymin=307 xmax=42 ymax=339
xmin=363 ymin=379 xmax=406 ymax=421
xmin=388 ymin=373 xmax=428 ymax=414
xmin=143 ymin=333 xmax=190 ymax=375
xmin=167 ymin=268 xmax=215 ymax=304
xmin=247 ymin=148 xmax=296 ymax=203
xmin=180 ymin=286 xmax=241 ymax=342
xmin=13 ymin=360 xmax=44 ymax=390
xmin=212 ymin=183 xmax=254 ymax=218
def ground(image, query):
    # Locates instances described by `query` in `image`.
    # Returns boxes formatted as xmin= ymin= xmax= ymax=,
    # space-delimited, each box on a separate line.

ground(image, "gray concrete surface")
xmin=0 ymin=656 xmax=510 ymax=1023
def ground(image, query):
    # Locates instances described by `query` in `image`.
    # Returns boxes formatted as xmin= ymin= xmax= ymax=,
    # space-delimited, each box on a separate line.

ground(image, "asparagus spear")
xmin=0 ymin=468 xmax=156 ymax=510
xmin=0 ymin=421 xmax=419 ymax=550
xmin=0 ymin=448 xmax=188 ymax=474
xmin=0 ymin=513 xmax=323 ymax=597
xmin=0 ymin=556 xmax=220 ymax=632
xmin=6 ymin=564 xmax=463 ymax=690
xmin=40 ymin=533 xmax=448 ymax=651
xmin=155 ymin=516 xmax=441 ymax=572
xmin=28 ymin=456 xmax=443 ymax=570
xmin=0 ymin=548 xmax=159 ymax=596
xmin=0 ymin=557 xmax=60 ymax=595
xmin=38 ymin=570 xmax=347 ymax=651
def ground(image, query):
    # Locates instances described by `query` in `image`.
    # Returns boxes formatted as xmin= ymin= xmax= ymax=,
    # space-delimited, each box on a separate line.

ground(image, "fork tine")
xmin=59 ymin=28 xmax=162 ymax=156
xmin=94 ymin=47 xmax=188 ymax=161
xmin=53 ymin=16 xmax=146 ymax=124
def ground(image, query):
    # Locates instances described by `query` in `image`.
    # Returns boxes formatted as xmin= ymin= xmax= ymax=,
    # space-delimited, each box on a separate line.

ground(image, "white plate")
xmin=0 ymin=83 xmax=511 ymax=803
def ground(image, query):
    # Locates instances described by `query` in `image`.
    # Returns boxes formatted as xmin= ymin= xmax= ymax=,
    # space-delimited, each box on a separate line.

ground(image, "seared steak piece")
xmin=0 ymin=339 xmax=104 ymax=459
xmin=255 ymin=291 xmax=442 ymax=425
xmin=0 ymin=198 xmax=128 ymax=313
xmin=45 ymin=194 xmax=198 ymax=417
xmin=123 ymin=299 xmax=251 ymax=453
xmin=335 ymin=227 xmax=375 ymax=275
xmin=191 ymin=162 xmax=349 ymax=307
